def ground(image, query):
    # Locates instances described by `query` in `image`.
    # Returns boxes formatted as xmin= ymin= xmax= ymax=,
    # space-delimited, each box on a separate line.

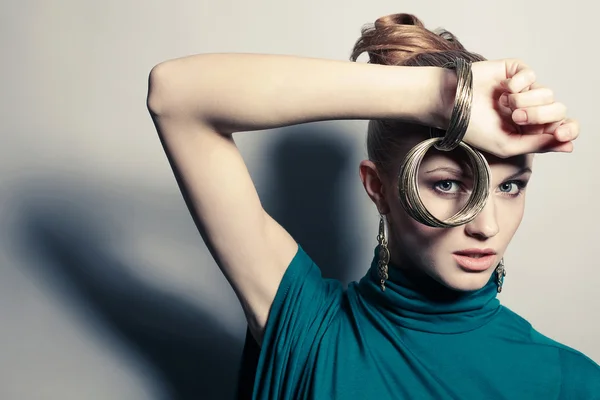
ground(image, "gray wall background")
xmin=1 ymin=1 xmax=598 ymax=399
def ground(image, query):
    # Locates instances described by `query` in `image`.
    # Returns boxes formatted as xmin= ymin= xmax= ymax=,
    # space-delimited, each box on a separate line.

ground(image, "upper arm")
xmin=247 ymin=246 xmax=343 ymax=398
xmin=147 ymin=68 xmax=298 ymax=343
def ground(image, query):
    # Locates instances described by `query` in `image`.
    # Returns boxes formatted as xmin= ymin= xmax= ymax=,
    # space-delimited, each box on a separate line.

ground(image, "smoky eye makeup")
xmin=496 ymin=178 xmax=529 ymax=197
xmin=420 ymin=167 xmax=531 ymax=199
xmin=419 ymin=165 xmax=474 ymax=197
xmin=494 ymin=166 xmax=532 ymax=198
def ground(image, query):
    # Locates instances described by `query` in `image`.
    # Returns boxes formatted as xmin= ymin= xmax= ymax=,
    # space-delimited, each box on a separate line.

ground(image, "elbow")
xmin=146 ymin=55 xmax=214 ymax=122
xmin=146 ymin=62 xmax=174 ymax=117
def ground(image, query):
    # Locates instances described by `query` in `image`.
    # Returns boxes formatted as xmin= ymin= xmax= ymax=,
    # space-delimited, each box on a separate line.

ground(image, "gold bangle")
xmin=397 ymin=137 xmax=491 ymax=228
xmin=433 ymin=58 xmax=474 ymax=152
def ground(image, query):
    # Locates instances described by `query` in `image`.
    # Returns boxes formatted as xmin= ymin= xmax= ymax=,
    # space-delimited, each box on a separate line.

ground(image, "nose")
xmin=464 ymin=196 xmax=499 ymax=240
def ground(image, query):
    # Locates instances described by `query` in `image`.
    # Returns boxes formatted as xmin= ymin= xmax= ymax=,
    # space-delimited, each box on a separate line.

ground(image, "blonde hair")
xmin=350 ymin=13 xmax=486 ymax=178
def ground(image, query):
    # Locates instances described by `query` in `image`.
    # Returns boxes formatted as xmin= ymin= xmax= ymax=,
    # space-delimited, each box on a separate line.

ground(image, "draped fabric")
xmin=237 ymin=245 xmax=600 ymax=399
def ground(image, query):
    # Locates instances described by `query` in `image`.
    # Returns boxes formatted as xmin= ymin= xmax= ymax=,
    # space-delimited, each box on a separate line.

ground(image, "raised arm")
xmin=145 ymin=53 xmax=454 ymax=344
xmin=147 ymin=53 xmax=453 ymax=132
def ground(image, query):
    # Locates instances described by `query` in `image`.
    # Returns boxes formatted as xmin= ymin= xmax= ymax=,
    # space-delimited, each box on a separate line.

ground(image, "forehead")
xmin=386 ymin=132 xmax=534 ymax=183
xmin=420 ymin=148 xmax=533 ymax=170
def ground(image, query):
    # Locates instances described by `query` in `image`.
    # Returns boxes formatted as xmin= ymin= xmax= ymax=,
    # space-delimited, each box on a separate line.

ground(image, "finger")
xmin=537 ymin=140 xmax=574 ymax=154
xmin=497 ymin=80 xmax=547 ymax=115
xmin=505 ymin=133 xmax=573 ymax=155
xmin=498 ymin=93 xmax=513 ymax=115
xmin=528 ymin=82 xmax=544 ymax=90
xmin=515 ymin=118 xmax=578 ymax=142
xmin=501 ymin=67 xmax=536 ymax=93
xmin=519 ymin=121 xmax=562 ymax=136
xmin=511 ymin=102 xmax=567 ymax=125
xmin=503 ymin=59 xmax=531 ymax=79
xmin=519 ymin=82 xmax=541 ymax=93
xmin=507 ymin=87 xmax=554 ymax=109
xmin=544 ymin=120 xmax=563 ymax=135
xmin=554 ymin=118 xmax=580 ymax=142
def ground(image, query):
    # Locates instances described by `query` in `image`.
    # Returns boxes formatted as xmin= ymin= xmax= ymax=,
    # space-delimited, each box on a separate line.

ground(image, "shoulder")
xmin=552 ymin=340 xmax=600 ymax=397
xmin=500 ymin=307 xmax=600 ymax=396
xmin=242 ymin=245 xmax=348 ymax=399
xmin=556 ymin=344 xmax=600 ymax=373
xmin=526 ymin=319 xmax=599 ymax=373
xmin=277 ymin=244 xmax=345 ymax=299
xmin=263 ymin=244 xmax=345 ymax=345
xmin=497 ymin=306 xmax=600 ymax=372
xmin=529 ymin=328 xmax=599 ymax=371
xmin=531 ymin=328 xmax=600 ymax=376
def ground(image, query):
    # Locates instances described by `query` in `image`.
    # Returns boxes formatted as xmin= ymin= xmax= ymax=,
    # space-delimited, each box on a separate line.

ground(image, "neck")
xmin=357 ymin=245 xmax=501 ymax=334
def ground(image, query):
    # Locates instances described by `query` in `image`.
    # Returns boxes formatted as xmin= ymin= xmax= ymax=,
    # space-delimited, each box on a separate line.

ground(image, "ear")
xmin=359 ymin=160 xmax=391 ymax=214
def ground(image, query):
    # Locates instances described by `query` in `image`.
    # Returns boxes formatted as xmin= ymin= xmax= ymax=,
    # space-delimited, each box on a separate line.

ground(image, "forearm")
xmin=147 ymin=53 xmax=454 ymax=134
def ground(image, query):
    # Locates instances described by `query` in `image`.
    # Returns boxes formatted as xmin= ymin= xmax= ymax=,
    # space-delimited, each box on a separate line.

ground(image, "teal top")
xmin=237 ymin=245 xmax=600 ymax=399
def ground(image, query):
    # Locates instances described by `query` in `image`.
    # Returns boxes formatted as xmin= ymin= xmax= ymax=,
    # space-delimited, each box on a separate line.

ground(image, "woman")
xmin=146 ymin=12 xmax=600 ymax=400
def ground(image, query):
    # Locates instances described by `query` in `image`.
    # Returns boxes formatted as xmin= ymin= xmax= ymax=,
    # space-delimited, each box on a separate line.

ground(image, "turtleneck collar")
xmin=357 ymin=246 xmax=501 ymax=334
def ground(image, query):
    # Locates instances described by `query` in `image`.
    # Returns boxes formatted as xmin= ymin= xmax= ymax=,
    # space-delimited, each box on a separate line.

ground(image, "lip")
xmin=454 ymin=248 xmax=497 ymax=256
xmin=452 ymin=249 xmax=497 ymax=272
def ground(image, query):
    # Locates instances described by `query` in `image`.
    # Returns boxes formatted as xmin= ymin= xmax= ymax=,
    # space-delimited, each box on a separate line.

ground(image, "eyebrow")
xmin=503 ymin=167 xmax=533 ymax=181
xmin=424 ymin=167 xmax=471 ymax=176
xmin=424 ymin=166 xmax=533 ymax=180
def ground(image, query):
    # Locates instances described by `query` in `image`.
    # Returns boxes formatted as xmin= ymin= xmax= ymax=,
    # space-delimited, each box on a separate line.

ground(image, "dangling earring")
xmin=495 ymin=258 xmax=506 ymax=293
xmin=377 ymin=214 xmax=390 ymax=291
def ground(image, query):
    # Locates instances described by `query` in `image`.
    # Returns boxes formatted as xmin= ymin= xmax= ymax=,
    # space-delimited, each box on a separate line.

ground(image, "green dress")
xmin=236 ymin=245 xmax=600 ymax=399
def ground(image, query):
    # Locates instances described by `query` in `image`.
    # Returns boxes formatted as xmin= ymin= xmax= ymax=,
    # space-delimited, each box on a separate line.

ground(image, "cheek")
xmin=388 ymin=184 xmax=453 ymax=245
xmin=497 ymin=197 xmax=526 ymax=236
xmin=390 ymin=203 xmax=449 ymax=249
xmin=419 ymin=191 xmax=471 ymax=221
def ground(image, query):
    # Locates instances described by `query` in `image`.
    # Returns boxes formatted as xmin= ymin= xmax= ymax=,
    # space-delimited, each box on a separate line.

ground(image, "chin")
xmin=439 ymin=270 xmax=493 ymax=292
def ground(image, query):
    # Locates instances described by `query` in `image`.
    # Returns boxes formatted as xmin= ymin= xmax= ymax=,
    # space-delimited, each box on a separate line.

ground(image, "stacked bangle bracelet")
xmin=397 ymin=58 xmax=491 ymax=228
xmin=435 ymin=58 xmax=474 ymax=151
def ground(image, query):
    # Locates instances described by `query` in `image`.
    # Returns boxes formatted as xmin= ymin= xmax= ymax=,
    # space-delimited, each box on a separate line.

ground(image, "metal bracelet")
xmin=397 ymin=137 xmax=491 ymax=228
xmin=433 ymin=58 xmax=473 ymax=152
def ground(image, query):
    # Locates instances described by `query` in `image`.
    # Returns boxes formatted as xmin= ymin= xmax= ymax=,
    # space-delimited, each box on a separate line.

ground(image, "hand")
xmin=456 ymin=59 xmax=579 ymax=158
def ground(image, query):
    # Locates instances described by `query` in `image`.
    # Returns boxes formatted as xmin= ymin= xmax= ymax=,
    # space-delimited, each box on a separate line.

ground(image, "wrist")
xmin=430 ymin=68 xmax=457 ymax=130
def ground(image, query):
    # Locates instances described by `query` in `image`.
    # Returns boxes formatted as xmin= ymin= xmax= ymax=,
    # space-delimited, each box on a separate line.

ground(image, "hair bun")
xmin=350 ymin=13 xmax=468 ymax=66
xmin=374 ymin=13 xmax=425 ymax=30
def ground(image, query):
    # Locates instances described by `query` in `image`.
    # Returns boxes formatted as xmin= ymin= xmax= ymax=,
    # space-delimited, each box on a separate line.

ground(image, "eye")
xmin=434 ymin=180 xmax=461 ymax=193
xmin=498 ymin=180 xmax=526 ymax=197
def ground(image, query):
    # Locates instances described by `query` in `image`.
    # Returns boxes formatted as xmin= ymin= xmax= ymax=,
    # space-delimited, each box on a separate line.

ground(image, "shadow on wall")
xmin=264 ymin=124 xmax=356 ymax=283
xmin=238 ymin=125 xmax=356 ymax=396
xmin=9 ymin=125 xmax=355 ymax=400
xmin=13 ymin=186 xmax=240 ymax=400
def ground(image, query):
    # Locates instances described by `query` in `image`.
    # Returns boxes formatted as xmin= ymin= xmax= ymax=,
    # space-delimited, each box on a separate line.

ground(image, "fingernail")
xmin=556 ymin=127 xmax=570 ymax=140
xmin=499 ymin=94 xmax=509 ymax=107
xmin=513 ymin=110 xmax=527 ymax=123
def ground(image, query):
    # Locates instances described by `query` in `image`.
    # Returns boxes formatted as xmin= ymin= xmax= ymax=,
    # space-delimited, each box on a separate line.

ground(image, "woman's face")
xmin=360 ymin=136 xmax=534 ymax=292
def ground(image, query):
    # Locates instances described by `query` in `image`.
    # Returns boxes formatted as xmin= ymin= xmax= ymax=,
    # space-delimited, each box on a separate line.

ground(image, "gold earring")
xmin=495 ymin=258 xmax=506 ymax=293
xmin=377 ymin=214 xmax=390 ymax=291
